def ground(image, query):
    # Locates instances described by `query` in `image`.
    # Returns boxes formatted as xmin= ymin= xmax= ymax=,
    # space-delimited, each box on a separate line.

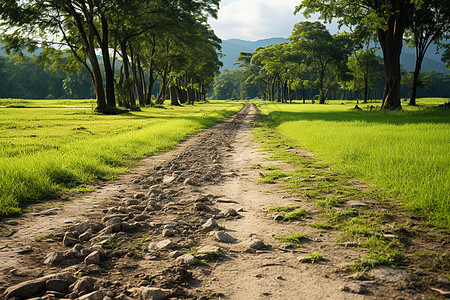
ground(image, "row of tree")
xmin=0 ymin=56 xmax=95 ymax=99
xmin=293 ymin=0 xmax=449 ymax=110
xmin=213 ymin=66 xmax=450 ymax=103
xmin=213 ymin=0 xmax=450 ymax=108
xmin=0 ymin=0 xmax=222 ymax=113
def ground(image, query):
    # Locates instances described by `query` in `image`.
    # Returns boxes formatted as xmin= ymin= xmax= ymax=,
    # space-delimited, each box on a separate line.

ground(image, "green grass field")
xmin=0 ymin=99 xmax=242 ymax=216
xmin=256 ymin=98 xmax=450 ymax=229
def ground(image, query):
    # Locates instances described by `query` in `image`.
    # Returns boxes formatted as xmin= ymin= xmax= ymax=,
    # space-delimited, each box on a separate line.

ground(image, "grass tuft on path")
xmin=0 ymin=99 xmax=242 ymax=216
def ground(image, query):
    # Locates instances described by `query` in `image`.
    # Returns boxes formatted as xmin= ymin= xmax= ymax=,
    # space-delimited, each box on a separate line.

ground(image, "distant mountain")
xmin=220 ymin=38 xmax=288 ymax=71
xmin=220 ymin=38 xmax=449 ymax=74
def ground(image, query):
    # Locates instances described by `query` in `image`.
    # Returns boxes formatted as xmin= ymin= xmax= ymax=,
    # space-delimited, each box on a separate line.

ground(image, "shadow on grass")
xmin=266 ymin=106 xmax=449 ymax=126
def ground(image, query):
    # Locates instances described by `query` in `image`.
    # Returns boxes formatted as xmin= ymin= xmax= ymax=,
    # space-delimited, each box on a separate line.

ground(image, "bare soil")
xmin=0 ymin=103 xmax=448 ymax=299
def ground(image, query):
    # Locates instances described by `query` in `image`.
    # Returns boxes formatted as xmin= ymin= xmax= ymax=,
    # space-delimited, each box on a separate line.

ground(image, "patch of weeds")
xmin=199 ymin=259 xmax=209 ymax=266
xmin=283 ymin=209 xmax=308 ymax=221
xmin=350 ymin=249 xmax=403 ymax=272
xmin=34 ymin=236 xmax=44 ymax=242
xmin=305 ymin=253 xmax=324 ymax=264
xmin=145 ymin=274 xmax=158 ymax=281
xmin=317 ymin=197 xmax=346 ymax=209
xmin=269 ymin=205 xmax=308 ymax=221
xmin=185 ymin=247 xmax=198 ymax=255
xmin=264 ymin=190 xmax=273 ymax=193
xmin=414 ymin=252 xmax=449 ymax=272
xmin=132 ymin=235 xmax=148 ymax=246
xmin=273 ymin=233 xmax=309 ymax=245
xmin=251 ymin=163 xmax=263 ymax=169
xmin=310 ymin=222 xmax=334 ymax=230
xmin=99 ymin=237 xmax=123 ymax=250
xmin=268 ymin=205 xmax=298 ymax=213
xmin=258 ymin=170 xmax=291 ymax=184
xmin=0 ymin=224 xmax=15 ymax=237
xmin=323 ymin=208 xmax=357 ymax=224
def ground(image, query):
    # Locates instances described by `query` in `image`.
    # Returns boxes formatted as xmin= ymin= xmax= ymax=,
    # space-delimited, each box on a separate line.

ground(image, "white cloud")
xmin=208 ymin=0 xmax=340 ymax=41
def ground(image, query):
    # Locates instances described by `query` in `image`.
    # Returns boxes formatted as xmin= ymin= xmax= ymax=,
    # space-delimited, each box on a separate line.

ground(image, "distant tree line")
xmin=213 ymin=0 xmax=449 ymax=109
xmin=0 ymin=0 xmax=222 ymax=113
xmin=0 ymin=56 xmax=94 ymax=99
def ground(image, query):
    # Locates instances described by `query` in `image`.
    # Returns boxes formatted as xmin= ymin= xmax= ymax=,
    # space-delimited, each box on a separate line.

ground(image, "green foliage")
xmin=268 ymin=205 xmax=308 ymax=220
xmin=351 ymin=250 xmax=403 ymax=272
xmin=0 ymin=100 xmax=241 ymax=216
xmin=273 ymin=233 xmax=310 ymax=244
xmin=256 ymin=99 xmax=450 ymax=229
xmin=304 ymin=253 xmax=324 ymax=264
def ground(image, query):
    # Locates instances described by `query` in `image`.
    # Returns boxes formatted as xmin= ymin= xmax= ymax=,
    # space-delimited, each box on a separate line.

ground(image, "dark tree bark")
xmin=378 ymin=1 xmax=411 ymax=110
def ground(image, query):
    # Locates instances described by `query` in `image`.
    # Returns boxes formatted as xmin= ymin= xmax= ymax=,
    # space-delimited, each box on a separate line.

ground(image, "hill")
xmin=220 ymin=38 xmax=288 ymax=71
xmin=220 ymin=38 xmax=449 ymax=74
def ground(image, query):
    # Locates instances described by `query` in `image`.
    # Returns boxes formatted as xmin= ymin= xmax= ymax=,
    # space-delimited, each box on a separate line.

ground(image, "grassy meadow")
xmin=0 ymin=99 xmax=242 ymax=216
xmin=256 ymin=98 xmax=450 ymax=229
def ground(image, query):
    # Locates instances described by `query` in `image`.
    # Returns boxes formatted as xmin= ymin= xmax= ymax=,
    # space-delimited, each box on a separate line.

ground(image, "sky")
xmin=208 ymin=0 xmax=340 ymax=41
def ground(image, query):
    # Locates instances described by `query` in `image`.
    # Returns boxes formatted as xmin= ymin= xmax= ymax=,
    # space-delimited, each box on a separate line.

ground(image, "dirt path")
xmin=0 ymin=103 xmax=442 ymax=299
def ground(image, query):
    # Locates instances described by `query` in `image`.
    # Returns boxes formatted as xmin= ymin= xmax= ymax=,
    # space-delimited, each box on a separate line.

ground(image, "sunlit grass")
xmin=0 ymin=99 xmax=242 ymax=216
xmin=256 ymin=98 xmax=449 ymax=229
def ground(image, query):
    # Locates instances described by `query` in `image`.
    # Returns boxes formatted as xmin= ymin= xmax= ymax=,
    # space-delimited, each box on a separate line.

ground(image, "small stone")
xmin=213 ymin=231 xmax=236 ymax=243
xmin=201 ymin=218 xmax=218 ymax=232
xmin=77 ymin=290 xmax=104 ymax=300
xmin=126 ymin=199 xmax=140 ymax=206
xmin=71 ymin=221 xmax=104 ymax=234
xmin=133 ymin=214 xmax=148 ymax=221
xmin=225 ymin=208 xmax=238 ymax=216
xmin=342 ymin=282 xmax=369 ymax=294
xmin=176 ymin=254 xmax=198 ymax=265
xmin=140 ymin=287 xmax=170 ymax=300
xmin=298 ymin=255 xmax=313 ymax=263
xmin=71 ymin=276 xmax=96 ymax=295
xmin=44 ymin=252 xmax=64 ymax=265
xmin=183 ymin=178 xmax=195 ymax=185
xmin=79 ymin=229 xmax=94 ymax=242
xmin=273 ymin=215 xmax=284 ymax=221
xmin=243 ymin=238 xmax=265 ymax=250
xmin=341 ymin=242 xmax=359 ymax=248
xmin=84 ymin=251 xmax=101 ymax=265
xmin=169 ymin=251 xmax=183 ymax=258
xmin=150 ymin=239 xmax=175 ymax=251
xmin=134 ymin=193 xmax=145 ymax=199
xmin=121 ymin=222 xmax=138 ymax=232
xmin=162 ymin=229 xmax=174 ymax=237
xmin=4 ymin=278 xmax=46 ymax=298
xmin=63 ymin=233 xmax=80 ymax=247
xmin=346 ymin=200 xmax=368 ymax=208
xmin=368 ymin=266 xmax=410 ymax=285
xmin=105 ymin=217 xmax=121 ymax=227
xmin=45 ymin=279 xmax=68 ymax=292
xmin=197 ymin=246 xmax=221 ymax=254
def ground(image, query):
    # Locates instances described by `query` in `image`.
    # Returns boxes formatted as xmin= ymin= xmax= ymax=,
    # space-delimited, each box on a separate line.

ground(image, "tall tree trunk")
xmin=363 ymin=77 xmax=369 ymax=104
xmin=120 ymin=40 xmax=135 ymax=108
xmin=156 ymin=66 xmax=168 ymax=105
xmin=409 ymin=56 xmax=424 ymax=106
xmin=130 ymin=46 xmax=145 ymax=107
xmin=100 ymin=15 xmax=116 ymax=108
xmin=378 ymin=1 xmax=410 ymax=110
xmin=170 ymin=85 xmax=181 ymax=106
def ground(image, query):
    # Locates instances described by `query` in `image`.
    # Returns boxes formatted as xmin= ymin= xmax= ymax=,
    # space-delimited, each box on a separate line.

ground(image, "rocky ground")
xmin=0 ymin=103 xmax=448 ymax=299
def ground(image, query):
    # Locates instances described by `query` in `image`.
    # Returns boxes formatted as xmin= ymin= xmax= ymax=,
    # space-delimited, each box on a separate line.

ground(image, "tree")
xmin=405 ymin=0 xmax=450 ymax=105
xmin=289 ymin=21 xmax=351 ymax=104
xmin=443 ymin=44 xmax=450 ymax=70
xmin=348 ymin=49 xmax=384 ymax=103
xmin=296 ymin=0 xmax=417 ymax=110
